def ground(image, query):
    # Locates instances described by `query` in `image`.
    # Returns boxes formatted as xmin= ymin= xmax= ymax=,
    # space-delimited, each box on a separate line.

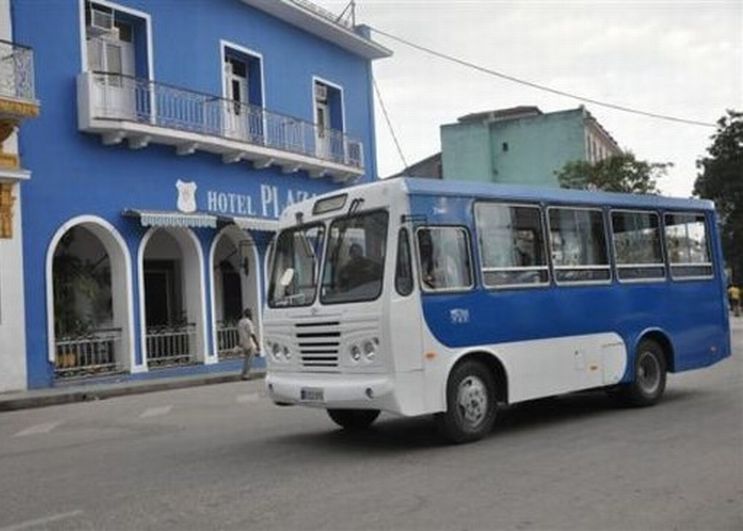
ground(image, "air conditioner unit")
xmin=315 ymin=83 xmax=328 ymax=102
xmin=88 ymin=5 xmax=114 ymax=36
xmin=104 ymin=26 xmax=120 ymax=41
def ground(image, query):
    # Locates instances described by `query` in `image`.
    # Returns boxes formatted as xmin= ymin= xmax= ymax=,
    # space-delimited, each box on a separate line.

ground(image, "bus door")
xmin=391 ymin=227 xmax=424 ymax=371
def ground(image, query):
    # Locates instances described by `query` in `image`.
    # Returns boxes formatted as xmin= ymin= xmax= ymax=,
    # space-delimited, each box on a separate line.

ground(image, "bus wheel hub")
xmin=458 ymin=376 xmax=488 ymax=426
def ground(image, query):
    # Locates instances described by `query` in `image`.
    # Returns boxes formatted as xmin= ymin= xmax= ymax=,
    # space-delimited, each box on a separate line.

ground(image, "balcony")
xmin=0 ymin=39 xmax=39 ymax=173
xmin=77 ymin=72 xmax=364 ymax=181
xmin=0 ymin=39 xmax=39 ymax=118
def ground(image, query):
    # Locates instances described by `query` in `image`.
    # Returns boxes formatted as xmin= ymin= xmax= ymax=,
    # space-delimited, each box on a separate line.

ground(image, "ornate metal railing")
xmin=89 ymin=72 xmax=364 ymax=169
xmin=145 ymin=323 xmax=197 ymax=368
xmin=0 ymin=39 xmax=35 ymax=103
xmin=55 ymin=327 xmax=122 ymax=378
xmin=216 ymin=322 xmax=242 ymax=359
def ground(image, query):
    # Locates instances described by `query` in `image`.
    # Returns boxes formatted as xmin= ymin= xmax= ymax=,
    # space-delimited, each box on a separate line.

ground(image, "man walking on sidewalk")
xmin=238 ymin=308 xmax=259 ymax=380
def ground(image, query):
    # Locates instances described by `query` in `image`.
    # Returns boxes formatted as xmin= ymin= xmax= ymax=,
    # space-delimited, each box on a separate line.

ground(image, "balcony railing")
xmin=0 ymin=39 xmax=35 ymax=103
xmin=55 ymin=327 xmax=123 ymax=379
xmin=146 ymin=323 xmax=197 ymax=368
xmin=216 ymin=322 xmax=242 ymax=359
xmin=79 ymin=72 xmax=364 ymax=177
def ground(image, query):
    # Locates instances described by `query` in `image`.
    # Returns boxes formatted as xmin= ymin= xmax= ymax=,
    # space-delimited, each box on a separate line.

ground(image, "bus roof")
xmin=398 ymin=177 xmax=715 ymax=211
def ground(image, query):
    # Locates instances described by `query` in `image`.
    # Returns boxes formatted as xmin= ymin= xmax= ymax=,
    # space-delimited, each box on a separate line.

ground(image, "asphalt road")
xmin=1 ymin=324 xmax=741 ymax=531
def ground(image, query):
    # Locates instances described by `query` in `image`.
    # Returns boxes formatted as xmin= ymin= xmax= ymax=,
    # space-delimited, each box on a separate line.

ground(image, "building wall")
xmin=396 ymin=154 xmax=442 ymax=179
xmin=441 ymin=121 xmax=491 ymax=182
xmin=0 ymin=0 xmax=28 ymax=393
xmin=489 ymin=109 xmax=586 ymax=187
xmin=12 ymin=0 xmax=382 ymax=388
xmin=585 ymin=122 xmax=622 ymax=164
xmin=441 ymin=109 xmax=595 ymax=188
xmin=0 ymin=185 xmax=28 ymax=392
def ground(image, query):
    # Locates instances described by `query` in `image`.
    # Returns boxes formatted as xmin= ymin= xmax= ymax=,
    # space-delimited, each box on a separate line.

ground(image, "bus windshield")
xmin=268 ymin=224 xmax=325 ymax=307
xmin=321 ymin=211 xmax=388 ymax=304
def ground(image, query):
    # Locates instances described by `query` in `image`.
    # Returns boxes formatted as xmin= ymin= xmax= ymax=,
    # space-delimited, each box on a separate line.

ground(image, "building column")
xmin=0 ymin=180 xmax=28 ymax=392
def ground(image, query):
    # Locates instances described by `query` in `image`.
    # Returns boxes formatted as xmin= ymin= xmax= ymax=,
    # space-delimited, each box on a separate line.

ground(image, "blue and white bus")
xmin=263 ymin=178 xmax=731 ymax=442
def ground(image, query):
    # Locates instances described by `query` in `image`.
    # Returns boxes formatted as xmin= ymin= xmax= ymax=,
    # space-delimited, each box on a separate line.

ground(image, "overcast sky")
xmin=316 ymin=0 xmax=742 ymax=197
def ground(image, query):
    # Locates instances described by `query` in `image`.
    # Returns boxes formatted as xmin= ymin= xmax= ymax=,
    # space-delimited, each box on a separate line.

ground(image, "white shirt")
xmin=238 ymin=316 xmax=256 ymax=352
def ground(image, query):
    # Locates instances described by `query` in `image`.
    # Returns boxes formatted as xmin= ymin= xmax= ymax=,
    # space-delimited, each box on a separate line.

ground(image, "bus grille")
xmin=294 ymin=321 xmax=341 ymax=369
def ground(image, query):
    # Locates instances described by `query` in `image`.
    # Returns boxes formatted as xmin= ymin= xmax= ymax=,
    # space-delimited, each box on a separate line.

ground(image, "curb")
xmin=0 ymin=371 xmax=265 ymax=413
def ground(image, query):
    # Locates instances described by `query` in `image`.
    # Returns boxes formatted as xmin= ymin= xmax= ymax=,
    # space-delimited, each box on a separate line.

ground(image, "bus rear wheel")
xmin=435 ymin=360 xmax=497 ymax=444
xmin=611 ymin=339 xmax=667 ymax=407
xmin=327 ymin=409 xmax=380 ymax=430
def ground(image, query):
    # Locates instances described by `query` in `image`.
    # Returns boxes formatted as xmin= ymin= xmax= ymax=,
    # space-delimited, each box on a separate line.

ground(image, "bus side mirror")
xmin=280 ymin=268 xmax=295 ymax=287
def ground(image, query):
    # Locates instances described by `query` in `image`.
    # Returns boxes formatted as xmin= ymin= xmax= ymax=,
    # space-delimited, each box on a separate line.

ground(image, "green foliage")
xmin=53 ymin=229 xmax=112 ymax=337
xmin=556 ymin=153 xmax=670 ymax=194
xmin=694 ymin=110 xmax=743 ymax=283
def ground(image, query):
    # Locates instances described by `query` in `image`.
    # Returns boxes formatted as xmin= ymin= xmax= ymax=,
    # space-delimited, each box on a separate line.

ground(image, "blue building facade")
xmin=11 ymin=0 xmax=390 ymax=388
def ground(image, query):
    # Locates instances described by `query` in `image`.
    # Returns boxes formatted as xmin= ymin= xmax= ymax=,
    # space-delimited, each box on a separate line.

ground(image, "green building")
xmin=397 ymin=106 xmax=621 ymax=187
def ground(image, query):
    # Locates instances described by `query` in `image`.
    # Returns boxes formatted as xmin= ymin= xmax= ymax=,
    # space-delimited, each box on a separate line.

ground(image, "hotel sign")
xmin=176 ymin=180 xmax=315 ymax=219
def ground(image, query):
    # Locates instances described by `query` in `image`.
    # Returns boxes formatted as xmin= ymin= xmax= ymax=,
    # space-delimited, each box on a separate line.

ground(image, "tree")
xmin=556 ymin=152 xmax=671 ymax=194
xmin=694 ymin=110 xmax=743 ymax=284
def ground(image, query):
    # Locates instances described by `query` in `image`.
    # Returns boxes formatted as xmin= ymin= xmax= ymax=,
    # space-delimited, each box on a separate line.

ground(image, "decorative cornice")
xmin=0 ymin=152 xmax=19 ymax=170
xmin=0 ymin=98 xmax=39 ymax=119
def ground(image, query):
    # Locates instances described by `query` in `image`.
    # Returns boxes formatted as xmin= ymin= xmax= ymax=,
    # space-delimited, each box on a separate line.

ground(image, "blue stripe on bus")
xmin=408 ymin=188 xmax=730 ymax=382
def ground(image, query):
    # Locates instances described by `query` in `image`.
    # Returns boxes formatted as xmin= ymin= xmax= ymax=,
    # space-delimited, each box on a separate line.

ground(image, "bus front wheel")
xmin=611 ymin=339 xmax=667 ymax=407
xmin=327 ymin=409 xmax=380 ymax=430
xmin=435 ymin=360 xmax=498 ymax=443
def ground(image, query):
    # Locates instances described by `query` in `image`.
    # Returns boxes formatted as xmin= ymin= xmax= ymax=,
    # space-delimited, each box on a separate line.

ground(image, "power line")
xmin=373 ymin=75 xmax=410 ymax=169
xmin=370 ymin=26 xmax=718 ymax=128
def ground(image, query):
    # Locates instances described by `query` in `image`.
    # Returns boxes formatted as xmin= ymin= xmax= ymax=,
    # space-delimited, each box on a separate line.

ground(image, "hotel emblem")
xmin=176 ymin=180 xmax=197 ymax=213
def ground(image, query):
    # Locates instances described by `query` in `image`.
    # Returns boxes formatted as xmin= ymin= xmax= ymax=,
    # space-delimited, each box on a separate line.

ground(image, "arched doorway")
xmin=47 ymin=217 xmax=134 ymax=378
xmin=140 ymin=227 xmax=207 ymax=368
xmin=209 ymin=226 xmax=260 ymax=360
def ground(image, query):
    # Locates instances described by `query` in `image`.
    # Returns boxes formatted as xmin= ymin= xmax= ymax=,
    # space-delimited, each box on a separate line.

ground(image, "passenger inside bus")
xmin=419 ymin=229 xmax=469 ymax=290
xmin=338 ymin=243 xmax=381 ymax=292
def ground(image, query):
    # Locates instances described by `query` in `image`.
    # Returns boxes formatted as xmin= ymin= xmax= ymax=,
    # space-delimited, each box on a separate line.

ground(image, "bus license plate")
xmin=300 ymin=387 xmax=324 ymax=402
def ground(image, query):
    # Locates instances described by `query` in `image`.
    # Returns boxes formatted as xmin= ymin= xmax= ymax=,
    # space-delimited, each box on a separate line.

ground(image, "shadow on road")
xmin=498 ymin=387 xmax=698 ymax=434
xmin=268 ymin=387 xmax=703 ymax=453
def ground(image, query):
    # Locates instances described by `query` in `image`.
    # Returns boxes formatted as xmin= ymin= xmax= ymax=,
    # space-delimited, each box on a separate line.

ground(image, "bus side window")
xmin=664 ymin=212 xmax=714 ymax=279
xmin=395 ymin=228 xmax=414 ymax=296
xmin=611 ymin=210 xmax=665 ymax=282
xmin=548 ymin=207 xmax=611 ymax=284
xmin=474 ymin=202 xmax=549 ymax=288
xmin=417 ymin=227 xmax=473 ymax=291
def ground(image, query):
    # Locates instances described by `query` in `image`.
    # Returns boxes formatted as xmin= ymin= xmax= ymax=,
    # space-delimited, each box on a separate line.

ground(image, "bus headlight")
xmin=349 ymin=344 xmax=361 ymax=362
xmin=283 ymin=345 xmax=292 ymax=360
xmin=271 ymin=341 xmax=282 ymax=361
xmin=363 ymin=339 xmax=377 ymax=360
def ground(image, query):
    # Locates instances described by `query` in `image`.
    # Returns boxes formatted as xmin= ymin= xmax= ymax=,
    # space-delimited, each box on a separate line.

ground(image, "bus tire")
xmin=327 ymin=409 xmax=380 ymax=431
xmin=611 ymin=339 xmax=667 ymax=407
xmin=435 ymin=360 xmax=497 ymax=443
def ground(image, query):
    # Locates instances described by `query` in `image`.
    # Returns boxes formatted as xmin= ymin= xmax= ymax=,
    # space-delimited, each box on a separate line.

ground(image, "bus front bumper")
xmin=265 ymin=372 xmax=409 ymax=414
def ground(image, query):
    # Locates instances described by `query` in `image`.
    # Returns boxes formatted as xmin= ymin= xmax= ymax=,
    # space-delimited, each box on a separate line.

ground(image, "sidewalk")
xmin=0 ymin=358 xmax=266 ymax=413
